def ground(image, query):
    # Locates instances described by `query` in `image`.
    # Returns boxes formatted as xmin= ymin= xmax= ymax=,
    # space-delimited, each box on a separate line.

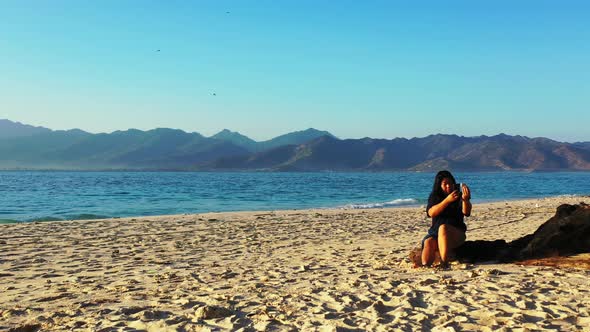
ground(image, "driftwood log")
xmin=410 ymin=202 xmax=590 ymax=266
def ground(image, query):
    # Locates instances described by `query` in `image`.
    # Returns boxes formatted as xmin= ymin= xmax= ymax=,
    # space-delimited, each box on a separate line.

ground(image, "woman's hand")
xmin=444 ymin=189 xmax=461 ymax=203
xmin=461 ymin=184 xmax=471 ymax=201
xmin=461 ymin=183 xmax=472 ymax=217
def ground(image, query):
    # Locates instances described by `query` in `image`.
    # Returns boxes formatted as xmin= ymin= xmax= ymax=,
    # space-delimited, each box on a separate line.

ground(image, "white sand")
xmin=1 ymin=196 xmax=589 ymax=331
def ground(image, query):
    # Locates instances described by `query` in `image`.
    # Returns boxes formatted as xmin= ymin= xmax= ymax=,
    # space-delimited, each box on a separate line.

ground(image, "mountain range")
xmin=1 ymin=119 xmax=589 ymax=171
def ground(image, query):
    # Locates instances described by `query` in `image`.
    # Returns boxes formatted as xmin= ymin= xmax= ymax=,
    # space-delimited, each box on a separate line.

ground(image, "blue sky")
xmin=1 ymin=1 xmax=589 ymax=142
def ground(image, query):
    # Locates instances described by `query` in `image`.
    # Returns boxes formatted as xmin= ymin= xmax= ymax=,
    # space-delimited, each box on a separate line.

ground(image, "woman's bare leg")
xmin=438 ymin=224 xmax=466 ymax=263
xmin=421 ymin=237 xmax=438 ymax=266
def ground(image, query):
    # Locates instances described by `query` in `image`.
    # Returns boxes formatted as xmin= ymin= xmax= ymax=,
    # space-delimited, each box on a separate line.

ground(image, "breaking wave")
xmin=338 ymin=198 xmax=419 ymax=209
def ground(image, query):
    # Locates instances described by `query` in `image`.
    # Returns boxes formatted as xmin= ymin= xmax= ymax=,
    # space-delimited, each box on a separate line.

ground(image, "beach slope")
xmin=1 ymin=196 xmax=589 ymax=331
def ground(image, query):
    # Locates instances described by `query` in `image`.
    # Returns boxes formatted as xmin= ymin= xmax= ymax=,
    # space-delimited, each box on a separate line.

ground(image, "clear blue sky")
xmin=1 ymin=1 xmax=589 ymax=142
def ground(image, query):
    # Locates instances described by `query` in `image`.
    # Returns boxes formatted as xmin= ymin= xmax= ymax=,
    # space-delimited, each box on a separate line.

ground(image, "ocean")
xmin=1 ymin=171 xmax=589 ymax=223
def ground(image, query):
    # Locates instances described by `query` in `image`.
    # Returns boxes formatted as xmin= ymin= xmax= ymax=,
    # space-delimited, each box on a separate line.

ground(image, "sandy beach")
xmin=1 ymin=196 xmax=589 ymax=331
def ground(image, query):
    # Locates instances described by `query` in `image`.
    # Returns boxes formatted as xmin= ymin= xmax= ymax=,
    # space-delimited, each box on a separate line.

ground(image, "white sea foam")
xmin=339 ymin=198 xmax=419 ymax=209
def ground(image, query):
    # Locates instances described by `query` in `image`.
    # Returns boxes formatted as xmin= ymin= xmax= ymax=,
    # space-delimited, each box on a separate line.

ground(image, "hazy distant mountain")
xmin=211 ymin=129 xmax=258 ymax=151
xmin=206 ymin=134 xmax=590 ymax=171
xmin=0 ymin=127 xmax=249 ymax=170
xmin=0 ymin=129 xmax=92 ymax=168
xmin=0 ymin=119 xmax=51 ymax=138
xmin=0 ymin=120 xmax=588 ymax=171
xmin=257 ymin=128 xmax=336 ymax=151
xmin=0 ymin=123 xmax=335 ymax=170
xmin=51 ymin=128 xmax=245 ymax=169
xmin=210 ymin=128 xmax=336 ymax=152
xmin=573 ymin=142 xmax=590 ymax=152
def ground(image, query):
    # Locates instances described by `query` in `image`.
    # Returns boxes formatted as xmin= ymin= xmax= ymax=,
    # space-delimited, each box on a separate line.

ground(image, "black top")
xmin=426 ymin=192 xmax=466 ymax=232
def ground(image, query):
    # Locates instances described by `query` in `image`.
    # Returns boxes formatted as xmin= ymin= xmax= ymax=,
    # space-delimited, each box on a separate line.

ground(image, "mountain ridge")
xmin=1 ymin=119 xmax=589 ymax=171
xmin=0 ymin=119 xmax=52 ymax=139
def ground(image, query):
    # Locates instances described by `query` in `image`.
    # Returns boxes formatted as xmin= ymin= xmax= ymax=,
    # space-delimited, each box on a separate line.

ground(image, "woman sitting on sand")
xmin=421 ymin=170 xmax=472 ymax=267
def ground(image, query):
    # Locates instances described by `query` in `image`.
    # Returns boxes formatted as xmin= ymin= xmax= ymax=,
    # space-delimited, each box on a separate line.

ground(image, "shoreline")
xmin=2 ymin=194 xmax=588 ymax=224
xmin=1 ymin=196 xmax=589 ymax=330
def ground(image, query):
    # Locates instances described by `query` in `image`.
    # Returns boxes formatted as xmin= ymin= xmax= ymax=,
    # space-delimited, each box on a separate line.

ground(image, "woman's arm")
xmin=428 ymin=191 xmax=459 ymax=217
xmin=462 ymin=184 xmax=472 ymax=216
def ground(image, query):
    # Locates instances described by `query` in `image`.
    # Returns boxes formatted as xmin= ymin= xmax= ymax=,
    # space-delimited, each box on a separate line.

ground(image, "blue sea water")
xmin=0 ymin=171 xmax=589 ymax=223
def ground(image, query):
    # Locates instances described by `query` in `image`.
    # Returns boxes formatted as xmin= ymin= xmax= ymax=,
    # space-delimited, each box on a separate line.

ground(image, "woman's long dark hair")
xmin=431 ymin=170 xmax=457 ymax=200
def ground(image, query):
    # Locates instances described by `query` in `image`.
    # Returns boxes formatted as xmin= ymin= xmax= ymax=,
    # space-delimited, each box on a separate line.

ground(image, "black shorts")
xmin=421 ymin=226 xmax=439 ymax=249
xmin=422 ymin=224 xmax=466 ymax=248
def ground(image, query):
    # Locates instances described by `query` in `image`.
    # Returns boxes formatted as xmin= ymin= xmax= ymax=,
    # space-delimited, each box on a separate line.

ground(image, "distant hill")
xmin=0 ymin=120 xmax=588 ymax=171
xmin=0 ymin=119 xmax=51 ymax=138
xmin=206 ymin=134 xmax=590 ymax=171
xmin=0 ymin=127 xmax=249 ymax=170
xmin=257 ymin=128 xmax=337 ymax=152
xmin=211 ymin=129 xmax=258 ymax=151
xmin=573 ymin=142 xmax=590 ymax=152
xmin=0 ymin=122 xmax=334 ymax=170
xmin=211 ymin=128 xmax=336 ymax=152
